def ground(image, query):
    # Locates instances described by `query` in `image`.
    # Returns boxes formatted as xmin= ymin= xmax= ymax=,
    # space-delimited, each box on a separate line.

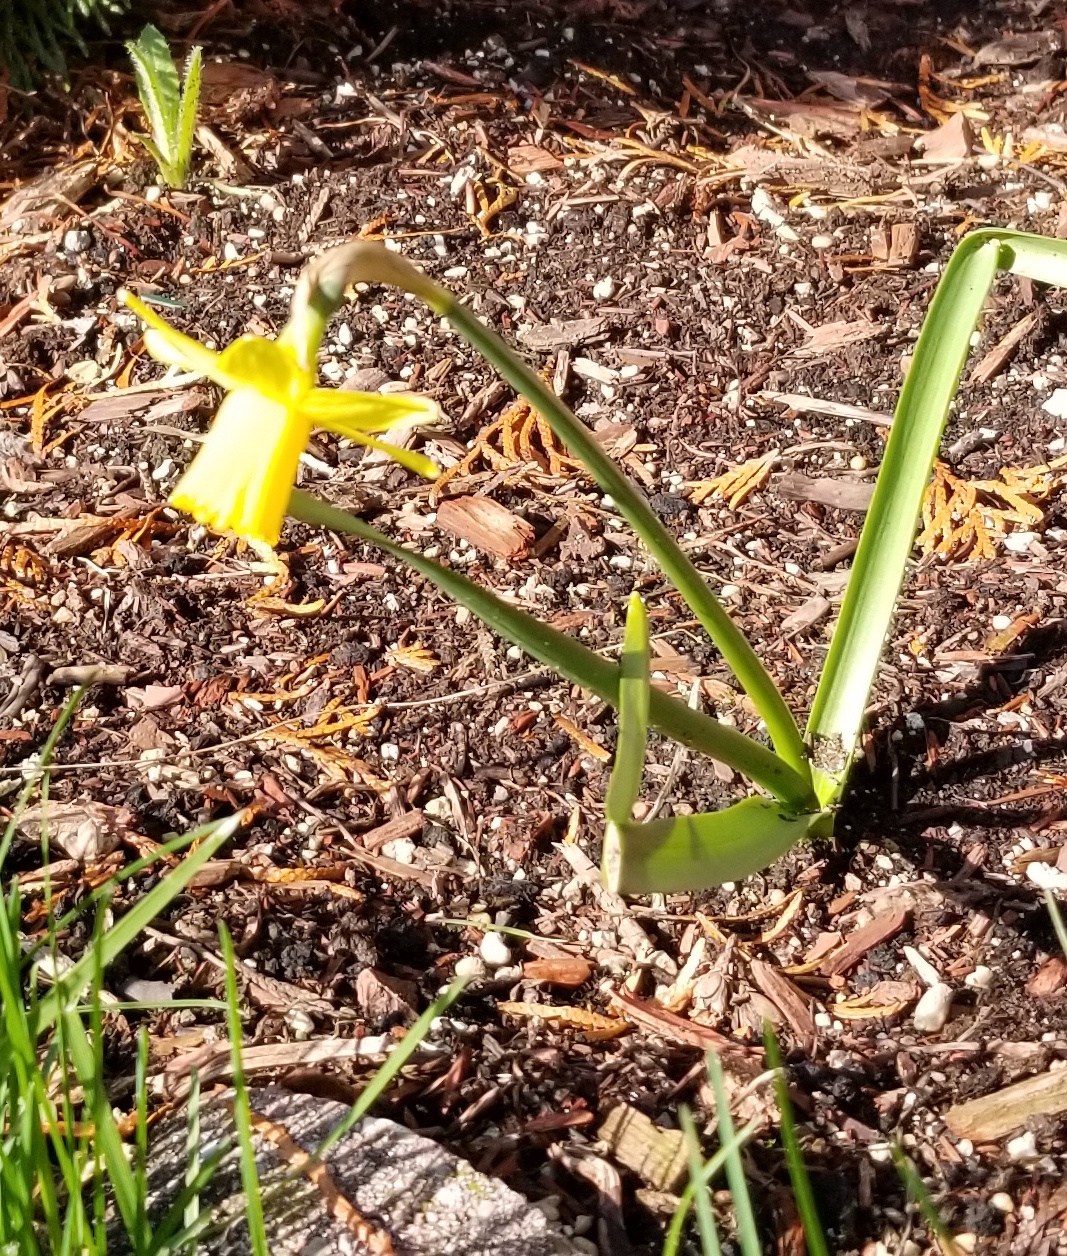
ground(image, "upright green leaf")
xmin=125 ymin=25 xmax=181 ymax=169
xmin=604 ymin=594 xmax=650 ymax=825
xmin=176 ymin=44 xmax=203 ymax=187
xmin=808 ymin=229 xmax=1067 ymax=805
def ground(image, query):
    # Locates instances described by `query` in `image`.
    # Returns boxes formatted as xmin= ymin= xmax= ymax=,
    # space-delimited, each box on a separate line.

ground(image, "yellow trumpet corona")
xmin=122 ymin=289 xmax=438 ymax=548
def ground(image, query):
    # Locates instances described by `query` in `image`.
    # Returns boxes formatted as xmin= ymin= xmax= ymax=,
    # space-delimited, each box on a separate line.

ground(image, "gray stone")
xmin=123 ymin=1086 xmax=579 ymax=1255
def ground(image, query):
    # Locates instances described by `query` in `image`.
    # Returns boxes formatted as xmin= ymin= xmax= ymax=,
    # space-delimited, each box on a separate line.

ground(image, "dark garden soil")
xmin=3 ymin=0 xmax=1067 ymax=1251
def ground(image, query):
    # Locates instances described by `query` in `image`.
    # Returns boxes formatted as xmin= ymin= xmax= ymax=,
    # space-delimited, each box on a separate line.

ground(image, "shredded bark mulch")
xmin=3 ymin=1 xmax=1067 ymax=1251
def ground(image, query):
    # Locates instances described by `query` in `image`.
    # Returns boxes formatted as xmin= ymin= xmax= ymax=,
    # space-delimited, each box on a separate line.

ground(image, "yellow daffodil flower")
xmin=122 ymin=290 xmax=439 ymax=548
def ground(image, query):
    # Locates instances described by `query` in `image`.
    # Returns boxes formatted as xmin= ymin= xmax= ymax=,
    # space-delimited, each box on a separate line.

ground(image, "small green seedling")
xmin=125 ymin=23 xmax=202 ymax=189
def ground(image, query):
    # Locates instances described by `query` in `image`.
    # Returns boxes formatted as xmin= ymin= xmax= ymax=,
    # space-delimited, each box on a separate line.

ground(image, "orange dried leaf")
xmin=553 ymin=714 xmax=611 ymax=762
xmin=498 ymin=1001 xmax=629 ymax=1036
xmin=385 ymin=641 xmax=439 ymax=673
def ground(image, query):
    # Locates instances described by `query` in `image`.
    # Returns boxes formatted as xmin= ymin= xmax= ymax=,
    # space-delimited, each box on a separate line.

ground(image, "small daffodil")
xmin=122 ymin=289 xmax=438 ymax=548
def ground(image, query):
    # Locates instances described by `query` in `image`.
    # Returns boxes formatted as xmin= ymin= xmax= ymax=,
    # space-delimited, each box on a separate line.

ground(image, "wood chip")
xmin=598 ymin=1102 xmax=687 ymax=1192
xmin=749 ymin=959 xmax=816 ymax=1050
xmin=497 ymin=1001 xmax=629 ymax=1037
xmin=611 ymin=989 xmax=760 ymax=1054
xmin=1026 ymin=956 xmax=1067 ymax=997
xmin=358 ymin=810 xmax=424 ymax=853
xmin=436 ymin=495 xmax=535 ymax=560
xmin=759 ymin=391 xmax=892 ymax=427
xmin=944 ymin=1068 xmax=1067 ymax=1141
xmin=819 ymin=909 xmax=909 ymax=977
xmin=522 ymin=957 xmax=595 ymax=988
xmin=780 ymin=595 xmax=832 ymax=637
xmin=918 ymin=111 xmax=973 ymax=163
xmin=777 ymin=474 xmax=875 ymax=512
xmin=506 ymin=143 xmax=563 ymax=175
xmin=518 ymin=317 xmax=609 ymax=351
xmin=970 ymin=312 xmax=1041 ymax=385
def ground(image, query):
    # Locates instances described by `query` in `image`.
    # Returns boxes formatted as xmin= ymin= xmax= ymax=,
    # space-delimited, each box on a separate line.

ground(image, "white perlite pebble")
xmin=480 ymin=931 xmax=513 ymax=968
xmin=1042 ymin=389 xmax=1067 ymax=417
xmin=1007 ymin=1131 xmax=1038 ymax=1162
xmin=990 ymin=1192 xmax=1014 ymax=1214
xmin=592 ymin=277 xmax=615 ymax=302
xmin=913 ymin=982 xmax=954 ymax=1032
xmin=454 ymin=955 xmax=488 ymax=981
xmin=964 ymin=965 xmax=992 ymax=990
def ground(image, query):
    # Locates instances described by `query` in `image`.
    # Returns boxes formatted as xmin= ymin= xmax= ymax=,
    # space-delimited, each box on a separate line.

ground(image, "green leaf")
xmin=126 ymin=25 xmax=181 ymax=170
xmin=288 ymin=489 xmax=814 ymax=810
xmin=604 ymin=593 xmax=650 ymax=825
xmin=175 ymin=44 xmax=203 ymax=188
xmin=602 ymin=795 xmax=827 ymax=895
xmin=708 ymin=1053 xmax=760 ymax=1256
xmin=807 ymin=229 xmax=1067 ymax=805
xmin=679 ymin=1105 xmax=721 ymax=1256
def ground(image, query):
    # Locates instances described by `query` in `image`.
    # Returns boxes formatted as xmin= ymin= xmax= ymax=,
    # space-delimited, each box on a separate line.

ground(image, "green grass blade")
xmin=289 ymin=490 xmax=812 ymax=809
xmin=218 ymin=922 xmax=269 ymax=1256
xmin=605 ymin=593 xmax=650 ymax=825
xmin=679 ymin=1105 xmax=721 ymax=1256
xmin=310 ymin=975 xmax=468 ymax=1164
xmin=125 ymin=24 xmax=181 ymax=167
xmin=891 ymin=1143 xmax=962 ymax=1256
xmin=764 ymin=1026 xmax=830 ymax=1256
xmin=808 ymin=228 xmax=1067 ymax=805
xmin=175 ymin=44 xmax=203 ymax=188
xmin=33 ymin=812 xmax=240 ymax=1034
xmin=1045 ymin=889 xmax=1067 ymax=960
xmin=603 ymin=795 xmax=827 ymax=895
xmin=707 ymin=1054 xmax=760 ymax=1256
xmin=663 ymin=1117 xmax=763 ymax=1256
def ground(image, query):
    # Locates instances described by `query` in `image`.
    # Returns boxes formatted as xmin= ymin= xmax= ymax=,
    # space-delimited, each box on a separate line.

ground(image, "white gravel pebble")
xmin=964 ymin=965 xmax=993 ymax=990
xmin=454 ymin=955 xmax=488 ymax=981
xmin=1042 ymin=388 xmax=1067 ymax=417
xmin=1007 ymin=1131 xmax=1039 ymax=1162
xmin=990 ymin=1192 xmax=1014 ymax=1214
xmin=592 ymin=277 xmax=615 ymax=301
xmin=479 ymin=931 xmax=513 ymax=968
xmin=913 ymin=982 xmax=954 ymax=1032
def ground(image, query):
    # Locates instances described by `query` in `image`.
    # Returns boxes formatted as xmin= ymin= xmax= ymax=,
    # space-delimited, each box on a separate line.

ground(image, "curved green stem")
xmin=283 ymin=242 xmax=812 ymax=791
xmin=438 ymin=298 xmax=811 ymax=786
xmin=288 ymin=490 xmax=815 ymax=811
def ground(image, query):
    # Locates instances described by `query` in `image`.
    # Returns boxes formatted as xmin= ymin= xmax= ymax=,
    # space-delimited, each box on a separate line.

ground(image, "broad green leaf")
xmin=126 ymin=25 xmax=181 ymax=168
xmin=602 ymin=795 xmax=827 ymax=895
xmin=604 ymin=593 xmax=649 ymax=825
xmin=289 ymin=489 xmax=815 ymax=810
xmin=808 ymin=229 xmax=1067 ymax=805
xmin=176 ymin=45 xmax=203 ymax=188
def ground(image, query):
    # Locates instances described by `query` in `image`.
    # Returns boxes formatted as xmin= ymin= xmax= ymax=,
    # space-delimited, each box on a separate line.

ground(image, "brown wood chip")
xmin=749 ymin=959 xmax=816 ymax=1050
xmin=522 ymin=957 xmax=595 ymax=988
xmin=819 ymin=909 xmax=909 ymax=977
xmin=518 ymin=317 xmax=609 ymax=351
xmin=598 ymin=1102 xmax=687 ymax=1192
xmin=777 ymin=474 xmax=875 ymax=513
xmin=612 ymin=989 xmax=761 ymax=1054
xmin=944 ymin=1068 xmax=1067 ymax=1141
xmin=436 ymin=495 xmax=535 ymax=559
xmin=358 ymin=810 xmax=424 ymax=853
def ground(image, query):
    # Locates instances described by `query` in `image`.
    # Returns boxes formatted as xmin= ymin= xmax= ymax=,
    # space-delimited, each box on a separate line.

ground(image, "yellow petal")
xmin=215 ymin=337 xmax=311 ymax=404
xmin=169 ymin=389 xmax=311 ymax=548
xmin=300 ymin=387 xmax=438 ymax=432
xmin=122 ymin=291 xmax=229 ymax=382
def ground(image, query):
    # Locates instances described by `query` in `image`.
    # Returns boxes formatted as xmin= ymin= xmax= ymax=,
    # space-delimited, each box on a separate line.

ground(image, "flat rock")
xmin=120 ymin=1086 xmax=580 ymax=1255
